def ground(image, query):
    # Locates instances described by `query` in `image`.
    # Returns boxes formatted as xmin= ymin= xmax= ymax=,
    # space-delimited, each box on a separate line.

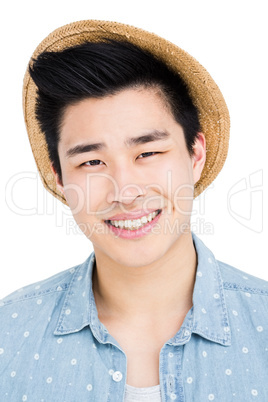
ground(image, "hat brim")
xmin=23 ymin=19 xmax=230 ymax=204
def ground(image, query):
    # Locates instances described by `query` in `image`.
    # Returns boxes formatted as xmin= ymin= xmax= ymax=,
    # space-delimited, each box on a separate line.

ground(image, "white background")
xmin=1 ymin=0 xmax=267 ymax=298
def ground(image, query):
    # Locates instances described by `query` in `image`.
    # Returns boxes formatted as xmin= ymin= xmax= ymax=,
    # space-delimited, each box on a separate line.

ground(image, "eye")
xmin=82 ymin=160 xmax=104 ymax=166
xmin=137 ymin=152 xmax=159 ymax=159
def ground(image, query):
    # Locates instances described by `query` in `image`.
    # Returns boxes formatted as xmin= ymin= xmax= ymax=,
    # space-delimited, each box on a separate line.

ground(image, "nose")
xmin=106 ymin=166 xmax=146 ymax=205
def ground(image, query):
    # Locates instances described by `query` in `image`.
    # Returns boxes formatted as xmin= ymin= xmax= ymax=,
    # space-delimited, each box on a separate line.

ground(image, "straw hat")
xmin=23 ymin=19 xmax=230 ymax=204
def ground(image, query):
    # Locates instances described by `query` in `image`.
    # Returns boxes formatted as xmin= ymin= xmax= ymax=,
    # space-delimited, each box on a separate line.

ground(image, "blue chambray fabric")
xmin=0 ymin=233 xmax=268 ymax=401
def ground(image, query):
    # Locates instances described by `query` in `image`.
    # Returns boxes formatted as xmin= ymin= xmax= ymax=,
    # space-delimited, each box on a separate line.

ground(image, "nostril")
xmin=107 ymin=183 xmax=146 ymax=205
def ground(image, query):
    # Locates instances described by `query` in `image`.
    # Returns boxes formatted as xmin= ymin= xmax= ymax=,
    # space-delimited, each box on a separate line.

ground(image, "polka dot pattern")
xmin=0 ymin=237 xmax=267 ymax=401
xmin=187 ymin=377 xmax=193 ymax=384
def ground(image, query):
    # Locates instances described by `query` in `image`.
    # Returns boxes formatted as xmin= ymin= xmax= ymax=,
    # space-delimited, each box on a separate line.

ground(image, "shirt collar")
xmin=54 ymin=254 xmax=121 ymax=346
xmin=190 ymin=233 xmax=231 ymax=346
xmin=54 ymin=233 xmax=231 ymax=347
xmin=54 ymin=253 xmax=95 ymax=336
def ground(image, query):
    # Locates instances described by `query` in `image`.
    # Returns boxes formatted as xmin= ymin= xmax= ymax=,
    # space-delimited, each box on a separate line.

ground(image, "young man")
xmin=0 ymin=20 xmax=267 ymax=401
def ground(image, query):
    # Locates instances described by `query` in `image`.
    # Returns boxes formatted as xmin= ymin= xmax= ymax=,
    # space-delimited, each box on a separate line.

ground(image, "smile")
xmin=106 ymin=209 xmax=162 ymax=231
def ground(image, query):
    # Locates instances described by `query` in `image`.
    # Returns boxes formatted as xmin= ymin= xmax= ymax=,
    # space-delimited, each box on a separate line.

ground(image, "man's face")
xmin=55 ymin=87 xmax=206 ymax=268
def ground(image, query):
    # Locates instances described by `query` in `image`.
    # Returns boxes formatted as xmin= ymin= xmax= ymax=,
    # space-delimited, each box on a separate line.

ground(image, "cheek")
xmin=64 ymin=182 xmax=86 ymax=214
xmin=63 ymin=173 xmax=114 ymax=217
xmin=160 ymin=158 xmax=194 ymax=216
xmin=172 ymin=185 xmax=194 ymax=218
xmin=157 ymin=157 xmax=194 ymax=192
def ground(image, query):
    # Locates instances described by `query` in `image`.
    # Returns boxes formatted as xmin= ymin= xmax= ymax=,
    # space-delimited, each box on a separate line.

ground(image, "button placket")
xmin=112 ymin=371 xmax=123 ymax=382
xmin=160 ymin=344 xmax=185 ymax=401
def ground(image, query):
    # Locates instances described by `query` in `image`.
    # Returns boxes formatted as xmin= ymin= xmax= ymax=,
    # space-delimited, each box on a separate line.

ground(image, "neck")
xmin=93 ymin=232 xmax=197 ymax=322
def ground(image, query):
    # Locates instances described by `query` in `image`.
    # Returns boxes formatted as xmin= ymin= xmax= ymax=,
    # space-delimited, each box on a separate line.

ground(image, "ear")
xmin=191 ymin=133 xmax=206 ymax=184
xmin=50 ymin=164 xmax=65 ymax=196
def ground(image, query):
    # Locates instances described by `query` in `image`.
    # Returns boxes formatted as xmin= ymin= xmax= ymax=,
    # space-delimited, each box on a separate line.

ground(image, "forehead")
xmin=59 ymin=87 xmax=182 ymax=149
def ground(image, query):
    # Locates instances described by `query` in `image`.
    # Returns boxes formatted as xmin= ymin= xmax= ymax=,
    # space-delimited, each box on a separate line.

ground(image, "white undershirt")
xmin=124 ymin=384 xmax=162 ymax=402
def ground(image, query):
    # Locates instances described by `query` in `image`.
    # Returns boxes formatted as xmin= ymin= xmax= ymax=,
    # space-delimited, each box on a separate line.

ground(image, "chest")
xmin=1 ymin=327 xmax=267 ymax=401
xmin=102 ymin=317 xmax=186 ymax=387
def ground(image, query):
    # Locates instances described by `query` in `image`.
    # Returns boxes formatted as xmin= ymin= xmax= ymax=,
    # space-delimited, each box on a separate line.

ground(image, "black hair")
xmin=29 ymin=40 xmax=201 ymax=183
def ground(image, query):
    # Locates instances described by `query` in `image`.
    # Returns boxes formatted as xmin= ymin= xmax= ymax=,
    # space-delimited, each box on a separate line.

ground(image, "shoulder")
xmin=218 ymin=260 xmax=268 ymax=325
xmin=217 ymin=261 xmax=268 ymax=346
xmin=0 ymin=255 xmax=92 ymax=310
xmin=218 ymin=260 xmax=268 ymax=296
xmin=193 ymin=232 xmax=268 ymax=296
xmin=0 ymin=266 xmax=76 ymax=308
xmin=0 ymin=255 xmax=94 ymax=353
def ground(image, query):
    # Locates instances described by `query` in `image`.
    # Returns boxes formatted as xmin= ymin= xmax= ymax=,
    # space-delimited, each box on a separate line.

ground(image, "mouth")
xmin=105 ymin=209 xmax=162 ymax=231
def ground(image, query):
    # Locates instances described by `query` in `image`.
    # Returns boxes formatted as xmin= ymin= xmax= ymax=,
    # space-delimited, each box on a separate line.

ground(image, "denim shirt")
xmin=0 ymin=234 xmax=268 ymax=401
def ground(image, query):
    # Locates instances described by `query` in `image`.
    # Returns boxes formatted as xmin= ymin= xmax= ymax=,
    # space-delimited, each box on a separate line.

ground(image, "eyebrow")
xmin=125 ymin=130 xmax=170 ymax=147
xmin=66 ymin=142 xmax=104 ymax=158
xmin=66 ymin=130 xmax=170 ymax=158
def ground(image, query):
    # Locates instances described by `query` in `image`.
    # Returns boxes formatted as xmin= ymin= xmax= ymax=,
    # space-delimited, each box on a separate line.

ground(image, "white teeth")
xmin=109 ymin=210 xmax=159 ymax=230
xmin=141 ymin=216 xmax=147 ymax=224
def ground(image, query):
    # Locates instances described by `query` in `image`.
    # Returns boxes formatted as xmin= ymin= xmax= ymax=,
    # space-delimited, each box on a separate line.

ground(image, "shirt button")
xmin=112 ymin=371 xmax=123 ymax=382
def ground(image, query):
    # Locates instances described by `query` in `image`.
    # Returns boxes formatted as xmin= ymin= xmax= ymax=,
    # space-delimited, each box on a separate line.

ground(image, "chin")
xmin=112 ymin=243 xmax=169 ymax=269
